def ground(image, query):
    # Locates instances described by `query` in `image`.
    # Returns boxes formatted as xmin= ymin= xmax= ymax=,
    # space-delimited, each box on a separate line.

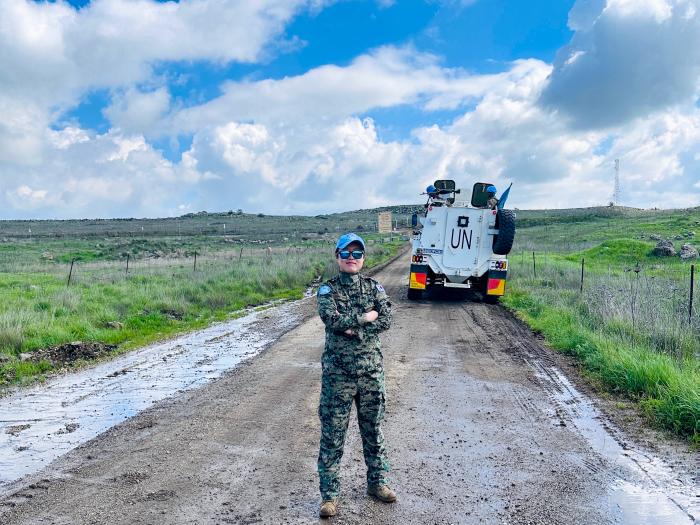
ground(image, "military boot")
xmin=319 ymin=499 xmax=338 ymax=518
xmin=367 ymin=484 xmax=397 ymax=503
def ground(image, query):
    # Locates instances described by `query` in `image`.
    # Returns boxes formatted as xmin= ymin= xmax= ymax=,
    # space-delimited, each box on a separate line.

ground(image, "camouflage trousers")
xmin=317 ymin=371 xmax=390 ymax=500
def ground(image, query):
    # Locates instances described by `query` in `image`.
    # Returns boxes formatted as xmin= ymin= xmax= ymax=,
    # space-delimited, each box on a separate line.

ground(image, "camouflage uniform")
xmin=487 ymin=196 xmax=499 ymax=209
xmin=316 ymin=271 xmax=392 ymax=500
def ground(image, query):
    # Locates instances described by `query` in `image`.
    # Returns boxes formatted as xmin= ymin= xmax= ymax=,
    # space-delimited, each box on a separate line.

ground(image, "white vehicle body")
xmin=408 ymin=182 xmax=514 ymax=300
xmin=414 ymin=205 xmax=505 ymax=283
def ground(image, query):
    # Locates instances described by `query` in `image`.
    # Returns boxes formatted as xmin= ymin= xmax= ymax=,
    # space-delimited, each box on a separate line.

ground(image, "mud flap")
xmin=486 ymin=269 xmax=507 ymax=296
xmin=409 ymin=264 xmax=428 ymax=290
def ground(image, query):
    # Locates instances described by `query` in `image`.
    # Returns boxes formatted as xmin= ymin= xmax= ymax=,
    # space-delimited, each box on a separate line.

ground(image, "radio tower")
xmin=613 ymin=158 xmax=621 ymax=206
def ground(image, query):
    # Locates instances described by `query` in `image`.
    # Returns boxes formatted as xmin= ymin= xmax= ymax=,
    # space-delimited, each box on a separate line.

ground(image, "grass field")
xmin=2 ymin=203 xmax=698 ymax=442
xmin=0 ymin=217 xmax=407 ymax=389
xmin=504 ymin=206 xmax=700 ymax=442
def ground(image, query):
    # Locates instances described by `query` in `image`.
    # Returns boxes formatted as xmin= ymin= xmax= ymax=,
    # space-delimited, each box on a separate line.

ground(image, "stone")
xmin=679 ymin=244 xmax=699 ymax=260
xmin=41 ymin=251 xmax=53 ymax=260
xmin=649 ymin=234 xmax=663 ymax=241
xmin=652 ymin=240 xmax=676 ymax=257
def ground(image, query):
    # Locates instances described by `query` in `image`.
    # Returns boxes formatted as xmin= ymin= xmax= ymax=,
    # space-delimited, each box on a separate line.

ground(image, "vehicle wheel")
xmin=493 ymin=209 xmax=516 ymax=255
xmin=407 ymin=288 xmax=423 ymax=300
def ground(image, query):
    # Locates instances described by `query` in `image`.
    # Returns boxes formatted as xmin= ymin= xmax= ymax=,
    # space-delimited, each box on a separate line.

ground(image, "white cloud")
xmin=0 ymin=0 xmax=313 ymax=100
xmin=0 ymin=0 xmax=321 ymax=178
xmin=48 ymin=126 xmax=91 ymax=150
xmin=1 ymin=1 xmax=700 ymax=219
xmin=165 ymin=46 xmax=508 ymax=134
xmin=104 ymin=87 xmax=171 ymax=135
xmin=541 ymin=0 xmax=700 ymax=128
xmin=6 ymin=185 xmax=53 ymax=211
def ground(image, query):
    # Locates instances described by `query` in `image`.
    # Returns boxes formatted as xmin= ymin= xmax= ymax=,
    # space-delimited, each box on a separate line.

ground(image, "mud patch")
xmin=29 ymin=341 xmax=116 ymax=366
xmin=113 ymin=471 xmax=149 ymax=485
xmin=55 ymin=423 xmax=79 ymax=435
xmin=5 ymin=425 xmax=30 ymax=436
xmin=143 ymin=489 xmax=175 ymax=501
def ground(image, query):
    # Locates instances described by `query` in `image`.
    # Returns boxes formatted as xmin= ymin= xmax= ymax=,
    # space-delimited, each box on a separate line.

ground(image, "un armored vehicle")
xmin=407 ymin=180 xmax=515 ymax=302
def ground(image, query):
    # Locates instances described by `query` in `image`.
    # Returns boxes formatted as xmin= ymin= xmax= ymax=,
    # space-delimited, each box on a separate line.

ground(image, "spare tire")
xmin=493 ymin=209 xmax=516 ymax=255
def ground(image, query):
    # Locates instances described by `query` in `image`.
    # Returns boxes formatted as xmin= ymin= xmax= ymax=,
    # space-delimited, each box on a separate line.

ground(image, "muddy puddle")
xmin=529 ymin=359 xmax=699 ymax=525
xmin=0 ymin=301 xmax=303 ymax=494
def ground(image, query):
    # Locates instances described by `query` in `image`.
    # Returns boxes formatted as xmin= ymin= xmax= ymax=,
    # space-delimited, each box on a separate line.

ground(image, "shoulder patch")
xmin=375 ymin=283 xmax=386 ymax=293
xmin=318 ymin=285 xmax=332 ymax=296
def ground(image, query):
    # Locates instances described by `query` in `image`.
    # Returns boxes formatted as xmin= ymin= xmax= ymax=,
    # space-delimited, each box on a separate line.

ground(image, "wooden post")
xmin=532 ymin=251 xmax=536 ymax=278
xmin=580 ymin=258 xmax=585 ymax=293
xmin=125 ymin=254 xmax=130 ymax=276
xmin=690 ymin=264 xmax=695 ymax=324
xmin=67 ymin=259 xmax=75 ymax=286
xmin=239 ymin=247 xmax=243 ymax=261
xmin=193 ymin=251 xmax=197 ymax=272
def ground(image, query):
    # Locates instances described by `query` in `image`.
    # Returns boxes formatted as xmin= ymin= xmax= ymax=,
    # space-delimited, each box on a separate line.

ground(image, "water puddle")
xmin=0 ymin=301 xmax=303 ymax=495
xmin=529 ymin=360 xmax=698 ymax=525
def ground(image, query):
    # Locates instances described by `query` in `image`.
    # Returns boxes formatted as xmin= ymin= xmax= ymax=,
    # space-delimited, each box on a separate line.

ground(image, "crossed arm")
xmin=317 ymin=287 xmax=392 ymax=337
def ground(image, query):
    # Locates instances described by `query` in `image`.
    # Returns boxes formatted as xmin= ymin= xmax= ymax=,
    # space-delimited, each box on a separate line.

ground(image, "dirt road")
xmin=1 ymin=252 xmax=697 ymax=524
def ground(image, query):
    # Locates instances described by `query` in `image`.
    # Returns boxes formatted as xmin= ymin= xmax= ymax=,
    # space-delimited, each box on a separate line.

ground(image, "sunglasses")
xmin=338 ymin=249 xmax=365 ymax=260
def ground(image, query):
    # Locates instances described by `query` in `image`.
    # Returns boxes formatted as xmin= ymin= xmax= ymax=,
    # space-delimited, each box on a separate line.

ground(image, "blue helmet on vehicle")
xmin=426 ymin=185 xmax=437 ymax=194
xmin=486 ymin=185 xmax=497 ymax=194
xmin=335 ymin=232 xmax=365 ymax=251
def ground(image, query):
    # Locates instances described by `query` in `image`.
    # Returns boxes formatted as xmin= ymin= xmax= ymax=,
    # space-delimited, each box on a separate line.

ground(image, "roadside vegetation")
xmin=503 ymin=206 xmax=700 ymax=443
xmin=0 ymin=217 xmax=406 ymax=389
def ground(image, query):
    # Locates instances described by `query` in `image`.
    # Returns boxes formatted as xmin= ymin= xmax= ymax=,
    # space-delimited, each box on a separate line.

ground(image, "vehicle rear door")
xmin=442 ymin=208 xmax=478 ymax=271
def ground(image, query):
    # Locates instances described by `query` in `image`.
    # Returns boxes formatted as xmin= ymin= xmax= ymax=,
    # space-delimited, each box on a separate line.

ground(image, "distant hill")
xmin=1 ymin=204 xmax=698 ymax=241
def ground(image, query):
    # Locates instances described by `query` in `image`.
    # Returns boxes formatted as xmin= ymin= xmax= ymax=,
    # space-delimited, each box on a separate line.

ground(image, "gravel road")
xmin=1 ymin=252 xmax=697 ymax=525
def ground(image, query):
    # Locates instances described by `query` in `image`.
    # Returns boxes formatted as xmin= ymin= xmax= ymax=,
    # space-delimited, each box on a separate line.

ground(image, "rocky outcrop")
xmin=652 ymin=240 xmax=676 ymax=257
xmin=679 ymin=244 xmax=699 ymax=260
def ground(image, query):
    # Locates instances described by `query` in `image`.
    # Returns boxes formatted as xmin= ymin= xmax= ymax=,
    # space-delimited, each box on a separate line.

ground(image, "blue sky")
xmin=2 ymin=0 xmax=700 ymax=218
xmin=64 ymin=0 xmax=577 ymax=148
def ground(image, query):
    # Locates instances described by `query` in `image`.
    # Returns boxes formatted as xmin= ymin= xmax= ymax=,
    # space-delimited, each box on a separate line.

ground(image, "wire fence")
xmin=4 ymin=235 xmax=408 ymax=286
xmin=510 ymin=252 xmax=699 ymax=361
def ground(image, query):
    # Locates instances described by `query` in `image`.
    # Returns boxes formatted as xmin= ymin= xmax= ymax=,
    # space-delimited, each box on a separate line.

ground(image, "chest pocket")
xmin=335 ymin=293 xmax=352 ymax=314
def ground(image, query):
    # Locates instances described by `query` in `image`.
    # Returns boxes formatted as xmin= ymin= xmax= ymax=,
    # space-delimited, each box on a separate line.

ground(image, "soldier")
xmin=316 ymin=233 xmax=395 ymax=518
xmin=486 ymin=185 xmax=499 ymax=209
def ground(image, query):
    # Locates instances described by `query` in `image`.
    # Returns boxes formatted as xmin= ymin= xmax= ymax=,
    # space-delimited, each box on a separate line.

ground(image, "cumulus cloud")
xmin=0 ymin=0 xmax=321 ymax=176
xmin=0 ymin=128 xmax=192 ymax=219
xmin=0 ymin=0 xmax=314 ymax=101
xmin=163 ymin=58 xmax=597 ymax=213
xmin=541 ymin=0 xmax=700 ymax=129
xmin=166 ymin=46 xmax=504 ymax=134
xmin=2 ymin=0 xmax=700 ymax=219
xmin=104 ymin=87 xmax=171 ymax=136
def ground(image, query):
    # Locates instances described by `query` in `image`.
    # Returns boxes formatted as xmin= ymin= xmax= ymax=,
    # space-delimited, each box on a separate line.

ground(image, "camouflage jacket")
xmin=317 ymin=272 xmax=392 ymax=376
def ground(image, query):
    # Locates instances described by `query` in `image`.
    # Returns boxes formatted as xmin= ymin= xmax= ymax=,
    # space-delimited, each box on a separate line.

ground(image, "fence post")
xmin=67 ymin=258 xmax=75 ymax=286
xmin=239 ymin=247 xmax=243 ymax=261
xmin=125 ymin=254 xmax=130 ymax=276
xmin=193 ymin=251 xmax=197 ymax=272
xmin=690 ymin=264 xmax=695 ymax=324
xmin=580 ymin=258 xmax=585 ymax=293
xmin=532 ymin=251 xmax=536 ymax=278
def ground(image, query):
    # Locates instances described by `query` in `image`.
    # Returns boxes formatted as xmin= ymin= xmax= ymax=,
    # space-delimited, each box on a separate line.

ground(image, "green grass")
xmin=504 ymin=207 xmax=700 ymax=442
xmin=502 ymin=283 xmax=699 ymax=442
xmin=0 ymin=236 xmax=405 ymax=389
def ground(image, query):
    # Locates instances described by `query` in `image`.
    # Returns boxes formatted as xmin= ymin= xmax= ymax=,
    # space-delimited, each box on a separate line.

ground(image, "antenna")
xmin=613 ymin=158 xmax=621 ymax=206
